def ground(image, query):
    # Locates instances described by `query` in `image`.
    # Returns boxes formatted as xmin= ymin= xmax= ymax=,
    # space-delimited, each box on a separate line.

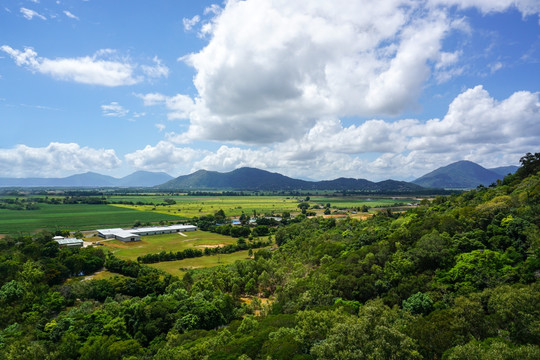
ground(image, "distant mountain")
xmin=0 ymin=171 xmax=173 ymax=188
xmin=488 ymin=165 xmax=519 ymax=177
xmin=156 ymin=167 xmax=424 ymax=191
xmin=116 ymin=171 xmax=174 ymax=187
xmin=412 ymin=160 xmax=517 ymax=189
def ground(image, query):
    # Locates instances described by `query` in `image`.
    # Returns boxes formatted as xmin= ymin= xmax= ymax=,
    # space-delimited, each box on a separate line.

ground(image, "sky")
xmin=1 ymin=0 xmax=539 ymax=181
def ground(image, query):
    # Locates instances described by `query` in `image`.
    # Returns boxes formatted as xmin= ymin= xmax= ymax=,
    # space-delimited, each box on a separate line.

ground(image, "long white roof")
xmin=97 ymin=224 xmax=196 ymax=237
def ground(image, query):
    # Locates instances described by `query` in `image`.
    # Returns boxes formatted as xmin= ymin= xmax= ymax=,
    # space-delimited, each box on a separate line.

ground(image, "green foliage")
xmin=402 ymin=292 xmax=434 ymax=315
xmin=0 ymin=157 xmax=539 ymax=359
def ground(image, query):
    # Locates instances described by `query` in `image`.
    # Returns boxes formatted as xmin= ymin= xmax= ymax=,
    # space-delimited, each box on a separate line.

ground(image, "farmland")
xmin=99 ymin=230 xmax=238 ymax=261
xmin=110 ymin=195 xmax=300 ymax=218
xmin=148 ymin=249 xmax=257 ymax=278
xmin=0 ymin=203 xmax=184 ymax=234
xmin=0 ymin=192 xmax=421 ymax=235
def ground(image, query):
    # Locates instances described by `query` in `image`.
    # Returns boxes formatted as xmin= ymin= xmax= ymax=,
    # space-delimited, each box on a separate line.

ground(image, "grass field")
xmin=148 ymin=249 xmax=256 ymax=277
xmin=0 ymin=203 xmax=185 ymax=234
xmin=309 ymin=196 xmax=417 ymax=209
xmin=112 ymin=195 xmax=301 ymax=218
xmin=101 ymin=230 xmax=238 ymax=261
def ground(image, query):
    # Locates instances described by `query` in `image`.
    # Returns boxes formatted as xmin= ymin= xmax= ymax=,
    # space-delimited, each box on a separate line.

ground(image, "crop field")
xmin=148 ymin=249 xmax=257 ymax=278
xmin=309 ymin=196 xmax=418 ymax=209
xmin=101 ymin=230 xmax=238 ymax=261
xmin=0 ymin=203 xmax=184 ymax=234
xmin=112 ymin=195 xmax=301 ymax=218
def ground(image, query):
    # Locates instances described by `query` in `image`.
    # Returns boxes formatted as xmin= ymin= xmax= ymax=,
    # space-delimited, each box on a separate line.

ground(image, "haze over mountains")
xmin=412 ymin=161 xmax=518 ymax=189
xmin=0 ymin=161 xmax=518 ymax=190
xmin=0 ymin=171 xmax=173 ymax=188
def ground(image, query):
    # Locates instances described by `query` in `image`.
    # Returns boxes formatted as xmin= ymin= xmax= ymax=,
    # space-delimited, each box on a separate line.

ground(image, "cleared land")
xmin=101 ymin=230 xmax=238 ymax=261
xmin=148 ymin=249 xmax=256 ymax=278
xmin=0 ymin=203 xmax=184 ymax=234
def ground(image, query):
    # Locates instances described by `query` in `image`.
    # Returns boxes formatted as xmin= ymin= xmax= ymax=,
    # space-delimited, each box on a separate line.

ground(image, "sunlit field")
xmin=102 ymin=230 xmax=238 ymax=261
xmin=0 ymin=203 xmax=184 ymax=234
xmin=111 ymin=195 xmax=300 ymax=218
xmin=148 ymin=249 xmax=257 ymax=278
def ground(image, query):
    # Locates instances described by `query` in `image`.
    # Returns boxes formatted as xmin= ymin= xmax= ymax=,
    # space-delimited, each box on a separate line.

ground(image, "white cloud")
xmin=137 ymin=92 xmax=195 ymax=120
xmin=160 ymin=0 xmax=540 ymax=147
xmin=183 ymin=15 xmax=200 ymax=31
xmin=0 ymin=46 xmax=169 ymax=86
xmin=186 ymin=86 xmax=538 ymax=180
xmin=0 ymin=143 xmax=121 ymax=177
xmin=63 ymin=10 xmax=79 ymax=20
xmin=125 ymin=141 xmax=206 ymax=172
xmin=171 ymin=0 xmax=465 ymax=144
xmin=20 ymin=7 xmax=46 ymax=20
xmin=101 ymin=102 xmax=129 ymax=117
xmin=1 ymin=46 xmax=139 ymax=86
xmin=141 ymin=56 xmax=169 ymax=78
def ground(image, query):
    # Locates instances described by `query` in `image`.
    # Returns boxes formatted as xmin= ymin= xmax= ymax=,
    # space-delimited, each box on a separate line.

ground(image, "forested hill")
xmin=157 ymin=167 xmax=424 ymax=191
xmin=0 ymin=153 xmax=538 ymax=359
xmin=412 ymin=160 xmax=517 ymax=188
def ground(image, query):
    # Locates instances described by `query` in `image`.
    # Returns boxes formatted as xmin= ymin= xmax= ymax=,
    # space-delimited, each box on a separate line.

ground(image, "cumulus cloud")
xmin=0 ymin=46 xmax=168 ymax=86
xmin=149 ymin=0 xmax=539 ymax=147
xmin=186 ymin=86 xmax=539 ymax=180
xmin=163 ymin=0 xmax=466 ymax=144
xmin=20 ymin=7 xmax=46 ymax=20
xmin=101 ymin=102 xmax=129 ymax=117
xmin=125 ymin=141 xmax=207 ymax=172
xmin=0 ymin=143 xmax=121 ymax=177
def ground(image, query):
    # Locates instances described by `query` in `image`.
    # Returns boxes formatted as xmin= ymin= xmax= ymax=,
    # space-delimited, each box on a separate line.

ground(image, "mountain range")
xmin=0 ymin=171 xmax=173 ymax=188
xmin=412 ymin=161 xmax=518 ymax=189
xmin=156 ymin=167 xmax=424 ymax=191
xmin=0 ymin=161 xmax=519 ymax=190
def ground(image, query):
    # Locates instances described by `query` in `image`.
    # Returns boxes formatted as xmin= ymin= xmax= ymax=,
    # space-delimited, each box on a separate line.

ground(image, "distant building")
xmin=54 ymin=237 xmax=84 ymax=248
xmin=97 ymin=224 xmax=197 ymax=242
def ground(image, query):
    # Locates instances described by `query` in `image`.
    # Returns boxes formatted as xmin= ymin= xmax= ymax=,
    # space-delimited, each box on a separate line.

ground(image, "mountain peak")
xmin=412 ymin=160 xmax=512 ymax=189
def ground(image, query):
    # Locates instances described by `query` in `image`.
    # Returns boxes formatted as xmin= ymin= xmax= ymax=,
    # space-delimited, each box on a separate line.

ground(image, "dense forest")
xmin=0 ymin=153 xmax=539 ymax=359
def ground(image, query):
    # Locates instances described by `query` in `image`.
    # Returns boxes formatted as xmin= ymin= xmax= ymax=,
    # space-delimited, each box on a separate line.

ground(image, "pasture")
xmin=309 ymin=196 xmax=418 ymax=209
xmin=100 ymin=230 xmax=238 ymax=261
xmin=0 ymin=203 xmax=184 ymax=234
xmin=148 ymin=249 xmax=256 ymax=278
xmin=112 ymin=195 xmax=300 ymax=218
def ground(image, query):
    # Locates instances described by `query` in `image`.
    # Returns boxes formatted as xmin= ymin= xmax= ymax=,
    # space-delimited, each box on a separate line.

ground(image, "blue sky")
xmin=1 ymin=0 xmax=539 ymax=181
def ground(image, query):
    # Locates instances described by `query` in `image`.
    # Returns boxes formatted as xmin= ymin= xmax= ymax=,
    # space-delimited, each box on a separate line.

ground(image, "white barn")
xmin=54 ymin=237 xmax=84 ymax=248
xmin=97 ymin=224 xmax=197 ymax=242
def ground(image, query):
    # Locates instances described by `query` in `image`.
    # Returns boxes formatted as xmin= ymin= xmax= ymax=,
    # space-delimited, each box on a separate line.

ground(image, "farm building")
xmin=97 ymin=224 xmax=197 ymax=242
xmin=54 ymin=237 xmax=84 ymax=248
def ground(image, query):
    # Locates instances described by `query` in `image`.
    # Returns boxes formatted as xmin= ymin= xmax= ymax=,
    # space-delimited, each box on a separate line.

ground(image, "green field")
xmin=309 ymin=196 xmax=417 ymax=209
xmin=148 ymin=249 xmax=256 ymax=277
xmin=102 ymin=230 xmax=238 ymax=261
xmin=0 ymin=203 xmax=184 ymax=234
xmin=112 ymin=195 xmax=300 ymax=218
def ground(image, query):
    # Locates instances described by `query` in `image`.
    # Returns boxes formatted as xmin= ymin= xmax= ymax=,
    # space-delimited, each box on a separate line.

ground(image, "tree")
xmin=298 ymin=202 xmax=310 ymax=214
xmin=402 ymin=292 xmax=434 ymax=315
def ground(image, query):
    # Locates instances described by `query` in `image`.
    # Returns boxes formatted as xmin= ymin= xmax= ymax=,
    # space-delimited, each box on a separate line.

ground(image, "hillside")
xmin=157 ymin=167 xmax=424 ymax=191
xmin=0 ymin=153 xmax=538 ymax=359
xmin=412 ymin=160 xmax=509 ymax=188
